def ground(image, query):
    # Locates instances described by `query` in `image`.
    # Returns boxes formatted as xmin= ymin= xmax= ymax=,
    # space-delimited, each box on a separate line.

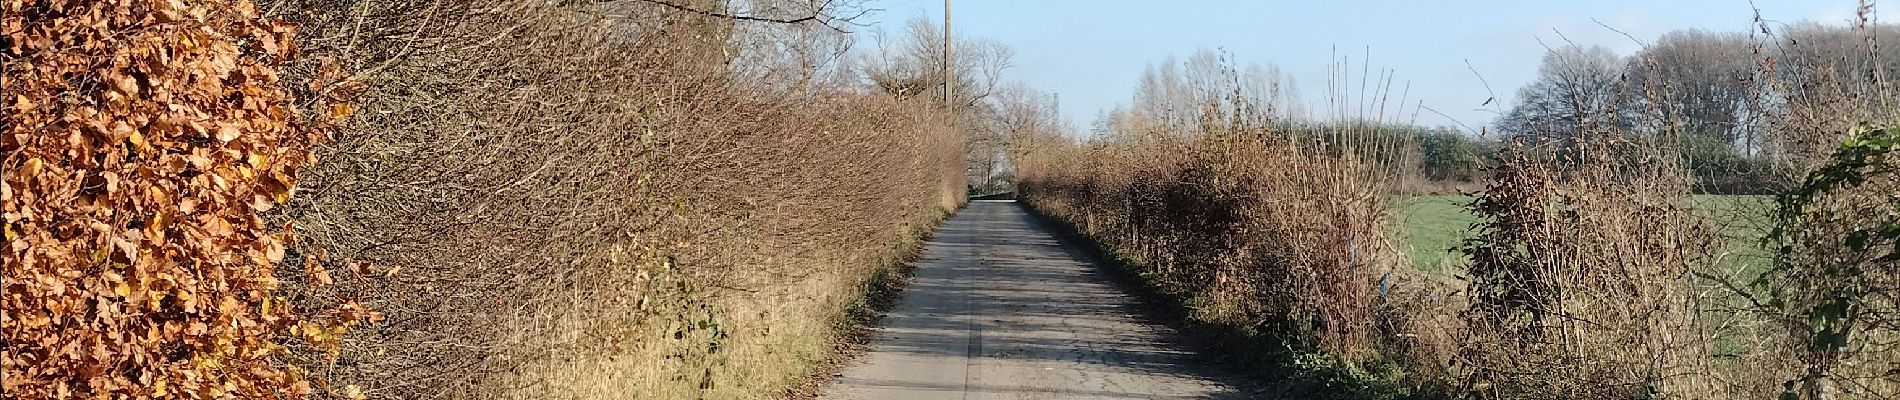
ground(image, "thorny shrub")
xmin=1732 ymin=9 xmax=1900 ymax=398
xmin=1764 ymin=123 xmax=1900 ymax=398
xmin=1446 ymin=33 xmax=1740 ymax=398
xmin=2 ymin=0 xmax=358 ymax=398
xmin=1454 ymin=137 xmax=1720 ymax=399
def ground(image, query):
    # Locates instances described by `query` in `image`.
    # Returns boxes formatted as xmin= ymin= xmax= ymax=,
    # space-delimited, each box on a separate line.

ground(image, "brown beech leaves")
xmin=3 ymin=0 xmax=353 ymax=398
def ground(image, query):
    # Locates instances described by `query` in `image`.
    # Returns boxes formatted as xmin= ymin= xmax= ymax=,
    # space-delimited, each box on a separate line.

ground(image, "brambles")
xmin=1453 ymin=137 xmax=1720 ymax=399
xmin=1764 ymin=123 xmax=1900 ymax=398
xmin=2 ymin=0 xmax=355 ymax=397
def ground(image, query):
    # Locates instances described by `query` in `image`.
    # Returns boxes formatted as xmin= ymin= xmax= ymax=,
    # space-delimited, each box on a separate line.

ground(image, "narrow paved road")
xmin=820 ymin=200 xmax=1248 ymax=400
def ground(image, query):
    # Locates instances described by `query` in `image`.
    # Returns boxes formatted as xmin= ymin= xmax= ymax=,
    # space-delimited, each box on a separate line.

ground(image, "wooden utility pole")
xmin=943 ymin=0 xmax=953 ymax=110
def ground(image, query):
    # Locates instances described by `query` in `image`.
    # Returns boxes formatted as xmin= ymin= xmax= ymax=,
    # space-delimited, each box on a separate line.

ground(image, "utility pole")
xmin=944 ymin=0 xmax=975 ymax=192
xmin=943 ymin=0 xmax=953 ymax=111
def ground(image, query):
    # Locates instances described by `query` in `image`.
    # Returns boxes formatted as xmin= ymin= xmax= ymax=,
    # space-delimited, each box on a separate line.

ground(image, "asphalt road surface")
xmin=819 ymin=200 xmax=1250 ymax=400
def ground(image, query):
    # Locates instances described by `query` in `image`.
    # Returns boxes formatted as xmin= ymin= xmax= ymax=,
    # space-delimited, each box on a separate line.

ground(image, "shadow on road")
xmin=820 ymin=200 xmax=1270 ymax=400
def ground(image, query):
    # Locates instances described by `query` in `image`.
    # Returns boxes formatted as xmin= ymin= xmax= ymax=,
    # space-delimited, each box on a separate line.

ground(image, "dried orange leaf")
xmin=215 ymin=124 xmax=241 ymax=143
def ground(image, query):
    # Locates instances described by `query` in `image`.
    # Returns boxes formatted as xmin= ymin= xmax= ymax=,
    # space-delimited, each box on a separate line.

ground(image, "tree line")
xmin=1027 ymin=23 xmax=1900 ymax=195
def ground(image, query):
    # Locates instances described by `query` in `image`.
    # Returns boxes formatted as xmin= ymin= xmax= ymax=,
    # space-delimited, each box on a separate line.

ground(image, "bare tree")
xmin=860 ymin=16 xmax=1011 ymax=108
xmin=1756 ymin=21 xmax=1900 ymax=162
xmin=1628 ymin=30 xmax=1754 ymax=144
xmin=726 ymin=0 xmax=865 ymax=91
xmin=1132 ymin=48 xmax=1297 ymax=135
xmin=989 ymin=83 xmax=1075 ymax=186
xmin=860 ymin=16 xmax=1016 ymax=192
xmin=632 ymin=0 xmax=874 ymax=32
xmin=1133 ymin=54 xmax=1193 ymax=132
xmin=1497 ymin=45 xmax=1629 ymax=148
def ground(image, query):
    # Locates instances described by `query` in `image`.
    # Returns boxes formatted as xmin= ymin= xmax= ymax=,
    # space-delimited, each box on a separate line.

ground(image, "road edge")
xmin=781 ymin=201 xmax=968 ymax=399
xmin=1015 ymin=200 xmax=1439 ymax=400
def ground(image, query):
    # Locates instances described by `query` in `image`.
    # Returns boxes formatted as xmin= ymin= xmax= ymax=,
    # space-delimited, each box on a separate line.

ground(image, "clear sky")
xmin=851 ymin=0 xmax=1857 ymax=133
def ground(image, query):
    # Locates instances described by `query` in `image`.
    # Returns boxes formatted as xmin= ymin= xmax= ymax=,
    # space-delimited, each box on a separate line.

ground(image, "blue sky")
xmin=851 ymin=0 xmax=1857 ymax=133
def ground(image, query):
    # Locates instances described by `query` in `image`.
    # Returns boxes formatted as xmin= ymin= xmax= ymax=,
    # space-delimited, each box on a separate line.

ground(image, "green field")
xmin=1390 ymin=196 xmax=1480 ymax=272
xmin=1391 ymin=195 xmax=1776 ymax=273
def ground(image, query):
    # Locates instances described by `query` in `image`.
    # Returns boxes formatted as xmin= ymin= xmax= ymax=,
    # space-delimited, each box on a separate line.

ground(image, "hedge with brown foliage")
xmin=1018 ymin=119 xmax=1406 ymax=364
xmin=254 ymin=1 xmax=967 ymax=398
xmin=3 ymin=0 xmax=353 ymax=397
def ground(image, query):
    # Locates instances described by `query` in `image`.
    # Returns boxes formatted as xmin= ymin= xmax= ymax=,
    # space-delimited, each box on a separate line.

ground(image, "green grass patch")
xmin=1391 ymin=195 xmax=1776 ymax=273
xmin=1389 ymin=196 xmax=1478 ymax=273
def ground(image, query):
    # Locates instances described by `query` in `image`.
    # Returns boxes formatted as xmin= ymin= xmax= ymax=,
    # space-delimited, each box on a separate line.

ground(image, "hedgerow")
xmin=3 ymin=0 xmax=358 ymax=397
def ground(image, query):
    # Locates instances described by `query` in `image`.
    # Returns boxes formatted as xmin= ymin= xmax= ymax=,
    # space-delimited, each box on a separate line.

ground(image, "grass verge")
xmin=783 ymin=202 xmax=964 ymax=399
xmin=1392 ymin=195 xmax=1775 ymax=273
